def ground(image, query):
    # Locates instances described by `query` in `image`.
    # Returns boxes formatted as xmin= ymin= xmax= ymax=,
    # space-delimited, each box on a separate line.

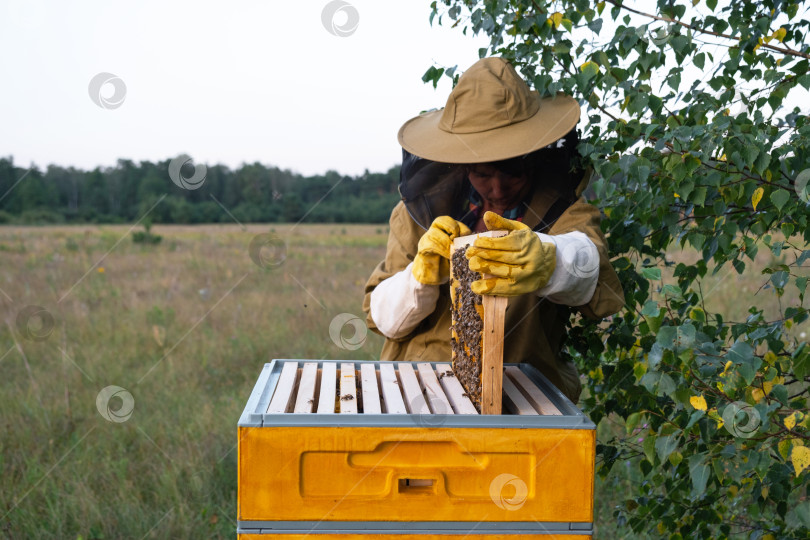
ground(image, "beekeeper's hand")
xmin=466 ymin=211 xmax=556 ymax=296
xmin=412 ymin=216 xmax=471 ymax=285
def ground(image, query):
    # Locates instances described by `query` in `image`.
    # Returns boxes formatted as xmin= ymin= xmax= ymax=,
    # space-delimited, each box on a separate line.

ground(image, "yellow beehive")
xmin=237 ymin=360 xmax=595 ymax=539
xmin=239 ymin=535 xmax=591 ymax=539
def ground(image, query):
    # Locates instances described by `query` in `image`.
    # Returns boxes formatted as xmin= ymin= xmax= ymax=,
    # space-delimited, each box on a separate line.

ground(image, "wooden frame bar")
xmin=417 ymin=362 xmax=454 ymax=415
xmin=316 ymin=362 xmax=337 ymax=414
xmin=339 ymin=362 xmax=357 ymax=414
xmin=267 ymin=361 xmax=299 ymax=413
xmin=505 ymin=366 xmax=562 ymax=415
xmin=397 ymin=362 xmax=429 ymax=415
xmin=292 ymin=362 xmax=318 ymax=413
xmin=502 ymin=375 xmax=539 ymax=415
xmin=360 ymin=363 xmax=381 ymax=414
xmin=434 ymin=363 xmax=478 ymax=415
xmin=379 ymin=363 xmax=407 ymax=414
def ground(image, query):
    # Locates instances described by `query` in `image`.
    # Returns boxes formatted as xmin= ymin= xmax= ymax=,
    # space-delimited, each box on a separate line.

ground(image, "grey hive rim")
xmin=238 ymin=360 xmax=595 ymax=430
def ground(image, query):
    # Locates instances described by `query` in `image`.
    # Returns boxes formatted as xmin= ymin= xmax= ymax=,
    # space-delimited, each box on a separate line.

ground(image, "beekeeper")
xmin=362 ymin=57 xmax=624 ymax=403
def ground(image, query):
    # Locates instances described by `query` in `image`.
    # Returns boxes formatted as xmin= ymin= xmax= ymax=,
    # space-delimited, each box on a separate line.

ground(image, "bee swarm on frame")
xmin=450 ymin=245 xmax=484 ymax=412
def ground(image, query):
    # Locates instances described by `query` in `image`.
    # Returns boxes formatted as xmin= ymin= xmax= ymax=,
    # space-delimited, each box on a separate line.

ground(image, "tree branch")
xmin=605 ymin=0 xmax=810 ymax=60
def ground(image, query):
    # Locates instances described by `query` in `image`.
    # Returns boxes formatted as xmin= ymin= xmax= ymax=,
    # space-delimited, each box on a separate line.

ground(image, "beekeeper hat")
xmin=397 ymin=57 xmax=580 ymax=164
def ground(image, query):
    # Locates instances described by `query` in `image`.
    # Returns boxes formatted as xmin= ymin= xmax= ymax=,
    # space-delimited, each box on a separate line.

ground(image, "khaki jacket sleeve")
xmin=362 ymin=201 xmax=422 ymax=338
xmin=547 ymin=198 xmax=625 ymax=319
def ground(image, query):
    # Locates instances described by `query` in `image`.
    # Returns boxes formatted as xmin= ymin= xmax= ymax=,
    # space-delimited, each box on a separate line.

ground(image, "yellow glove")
xmin=466 ymin=211 xmax=556 ymax=296
xmin=412 ymin=216 xmax=471 ymax=285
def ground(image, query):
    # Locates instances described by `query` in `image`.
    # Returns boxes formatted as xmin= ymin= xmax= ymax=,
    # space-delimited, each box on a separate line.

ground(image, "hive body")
xmin=237 ymin=360 xmax=595 ymax=538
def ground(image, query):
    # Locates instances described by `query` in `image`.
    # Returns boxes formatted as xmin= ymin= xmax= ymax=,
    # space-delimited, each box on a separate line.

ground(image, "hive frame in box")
xmin=450 ymin=231 xmax=508 ymax=415
xmin=238 ymin=360 xmax=596 ymax=538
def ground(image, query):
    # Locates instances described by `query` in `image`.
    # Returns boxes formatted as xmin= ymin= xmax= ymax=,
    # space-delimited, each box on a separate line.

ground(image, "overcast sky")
xmin=5 ymin=1 xmax=806 ymax=179
xmin=1 ymin=0 xmax=489 ymax=176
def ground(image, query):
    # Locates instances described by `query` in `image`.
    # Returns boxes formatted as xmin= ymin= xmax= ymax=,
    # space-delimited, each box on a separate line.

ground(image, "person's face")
xmin=467 ymin=164 xmax=531 ymax=212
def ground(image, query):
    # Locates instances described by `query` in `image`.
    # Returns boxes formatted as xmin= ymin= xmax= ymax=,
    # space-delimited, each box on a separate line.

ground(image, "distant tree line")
xmin=0 ymin=157 xmax=402 ymax=224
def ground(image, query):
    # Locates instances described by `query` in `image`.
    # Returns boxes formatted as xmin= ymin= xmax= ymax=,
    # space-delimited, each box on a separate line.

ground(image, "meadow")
xmin=0 ymin=223 xmax=804 ymax=538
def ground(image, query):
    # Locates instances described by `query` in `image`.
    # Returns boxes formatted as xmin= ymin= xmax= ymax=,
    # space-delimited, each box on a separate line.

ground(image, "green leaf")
xmin=685 ymin=409 xmax=705 ymax=430
xmin=421 ymin=66 xmax=445 ymax=89
xmin=661 ymin=284 xmax=683 ymax=298
xmin=794 ymin=350 xmax=810 ymax=380
xmin=668 ymin=450 xmax=683 ymax=467
xmin=688 ymin=454 xmax=710 ymax=498
xmin=689 ymin=307 xmax=706 ymax=322
xmin=692 ymin=186 xmax=707 ymax=206
xmin=580 ymin=60 xmax=600 ymax=79
xmin=796 ymin=276 xmax=807 ymax=297
xmin=742 ymin=146 xmax=759 ymax=169
xmin=657 ymin=324 xmax=696 ymax=352
xmin=772 ymin=384 xmax=789 ymax=405
xmin=643 ymin=434 xmax=657 ymax=464
xmin=770 ymin=189 xmax=791 ymax=212
xmin=771 ymin=270 xmax=789 ymax=290
xmin=640 ymin=371 xmax=676 ymax=396
xmin=641 ymin=267 xmax=661 ymax=280
xmin=647 ymin=343 xmax=664 ymax=370
xmin=726 ymin=341 xmax=761 ymax=385
xmin=738 ymin=360 xmax=757 ymax=385
xmin=642 ymin=300 xmax=660 ymax=317
xmin=655 ymin=434 xmax=678 ymax=463
xmin=787 ymin=500 xmax=810 ymax=529
xmin=657 ymin=326 xmax=677 ymax=349
xmin=625 ymin=411 xmax=642 ymax=435
xmin=712 ymin=458 xmax=725 ymax=483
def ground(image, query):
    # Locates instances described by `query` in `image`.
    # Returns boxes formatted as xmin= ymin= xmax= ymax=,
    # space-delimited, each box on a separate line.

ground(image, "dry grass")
xmin=0 ymin=223 xmax=387 ymax=539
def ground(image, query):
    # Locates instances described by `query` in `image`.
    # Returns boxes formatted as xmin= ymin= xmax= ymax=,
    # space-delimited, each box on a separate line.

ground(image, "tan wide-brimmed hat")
xmin=398 ymin=57 xmax=580 ymax=164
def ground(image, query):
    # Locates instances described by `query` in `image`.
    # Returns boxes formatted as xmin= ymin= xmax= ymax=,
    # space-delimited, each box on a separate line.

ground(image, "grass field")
xmin=0 ymin=223 xmax=804 ymax=538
